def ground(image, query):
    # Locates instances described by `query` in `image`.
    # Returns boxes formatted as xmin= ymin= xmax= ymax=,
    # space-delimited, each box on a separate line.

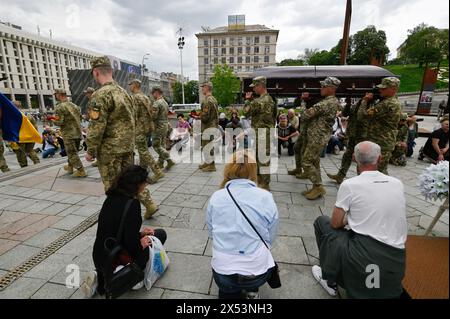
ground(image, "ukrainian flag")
xmin=0 ymin=92 xmax=41 ymax=144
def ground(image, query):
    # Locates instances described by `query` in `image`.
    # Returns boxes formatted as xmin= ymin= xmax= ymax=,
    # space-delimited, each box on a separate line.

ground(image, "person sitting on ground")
xmin=406 ymin=115 xmax=419 ymax=158
xmin=225 ymin=112 xmax=248 ymax=152
xmin=419 ymin=115 xmax=449 ymax=163
xmin=312 ymin=141 xmax=407 ymax=299
xmin=42 ymin=130 xmax=59 ymax=159
xmin=207 ymin=151 xmax=279 ymax=299
xmin=171 ymin=114 xmax=191 ymax=151
xmin=326 ymin=115 xmax=348 ymax=155
xmin=276 ymin=114 xmax=299 ymax=156
xmin=287 ymin=109 xmax=299 ymax=131
xmin=82 ymin=165 xmax=167 ymax=298
xmin=218 ymin=113 xmax=229 ymax=131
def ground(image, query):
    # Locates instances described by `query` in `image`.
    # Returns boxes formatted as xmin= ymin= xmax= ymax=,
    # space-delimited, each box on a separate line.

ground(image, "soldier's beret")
xmin=320 ymin=77 xmax=341 ymax=88
xmin=249 ymin=76 xmax=267 ymax=88
xmin=151 ymin=86 xmax=163 ymax=94
xmin=54 ymin=88 xmax=67 ymax=95
xmin=377 ymin=77 xmax=400 ymax=89
xmin=201 ymin=81 xmax=213 ymax=89
xmin=128 ymin=79 xmax=142 ymax=86
xmin=90 ymin=56 xmax=112 ymax=70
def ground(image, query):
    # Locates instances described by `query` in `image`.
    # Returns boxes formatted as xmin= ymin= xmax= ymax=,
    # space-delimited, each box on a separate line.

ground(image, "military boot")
xmin=72 ymin=168 xmax=87 ymax=178
xmin=301 ymin=188 xmax=314 ymax=196
xmin=288 ymin=167 xmax=302 ymax=176
xmin=327 ymin=173 xmax=344 ymax=184
xmin=198 ymin=163 xmax=208 ymax=169
xmin=258 ymin=182 xmax=270 ymax=191
xmin=64 ymin=165 xmax=74 ymax=174
xmin=144 ymin=202 xmax=159 ymax=220
xmin=166 ymin=159 xmax=176 ymax=170
xmin=157 ymin=160 xmax=165 ymax=169
xmin=1 ymin=167 xmax=11 ymax=173
xmin=305 ymin=186 xmax=326 ymax=200
xmin=295 ymin=172 xmax=309 ymax=180
xmin=148 ymin=170 xmax=165 ymax=184
xmin=201 ymin=163 xmax=216 ymax=172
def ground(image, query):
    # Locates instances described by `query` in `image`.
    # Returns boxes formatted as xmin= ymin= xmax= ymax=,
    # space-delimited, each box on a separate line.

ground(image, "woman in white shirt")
xmin=206 ymin=151 xmax=279 ymax=299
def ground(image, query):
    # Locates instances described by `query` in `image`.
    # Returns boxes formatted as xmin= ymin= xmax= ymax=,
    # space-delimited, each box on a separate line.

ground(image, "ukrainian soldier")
xmin=198 ymin=82 xmax=219 ymax=172
xmin=0 ymin=130 xmax=10 ymax=173
xmin=301 ymin=77 xmax=342 ymax=200
xmin=327 ymin=99 xmax=369 ymax=184
xmin=244 ymin=76 xmax=277 ymax=191
xmin=390 ymin=113 xmax=409 ymax=166
xmin=53 ymin=89 xmax=87 ymax=177
xmin=151 ymin=86 xmax=175 ymax=170
xmin=83 ymin=87 xmax=98 ymax=168
xmin=85 ymin=56 xmax=158 ymax=219
xmin=357 ymin=77 xmax=402 ymax=175
xmin=11 ymin=100 xmax=40 ymax=168
xmin=129 ymin=79 xmax=164 ymax=183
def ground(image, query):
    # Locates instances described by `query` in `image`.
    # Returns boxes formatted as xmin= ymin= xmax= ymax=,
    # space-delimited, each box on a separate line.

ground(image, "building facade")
xmin=196 ymin=15 xmax=279 ymax=92
xmin=0 ymin=22 xmax=100 ymax=111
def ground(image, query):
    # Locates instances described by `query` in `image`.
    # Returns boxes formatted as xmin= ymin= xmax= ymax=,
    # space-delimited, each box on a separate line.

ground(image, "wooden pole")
xmin=340 ymin=0 xmax=352 ymax=65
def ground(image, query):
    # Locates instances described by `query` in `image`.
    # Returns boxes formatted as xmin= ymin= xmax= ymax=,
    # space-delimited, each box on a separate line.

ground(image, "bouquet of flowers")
xmin=418 ymin=161 xmax=449 ymax=201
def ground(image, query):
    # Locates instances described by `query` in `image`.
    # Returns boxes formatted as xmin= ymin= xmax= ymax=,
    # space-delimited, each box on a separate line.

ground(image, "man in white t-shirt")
xmin=312 ymin=141 xmax=407 ymax=299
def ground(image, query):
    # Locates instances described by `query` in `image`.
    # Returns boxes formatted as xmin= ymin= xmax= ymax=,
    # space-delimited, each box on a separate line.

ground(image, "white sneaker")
xmin=132 ymin=281 xmax=144 ymax=290
xmin=334 ymin=145 xmax=340 ymax=155
xmin=246 ymin=292 xmax=260 ymax=299
xmin=81 ymin=271 xmax=98 ymax=299
xmin=311 ymin=265 xmax=337 ymax=297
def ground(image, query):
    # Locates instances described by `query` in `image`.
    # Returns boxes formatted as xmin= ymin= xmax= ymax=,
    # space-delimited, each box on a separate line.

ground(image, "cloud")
xmin=0 ymin=0 xmax=448 ymax=80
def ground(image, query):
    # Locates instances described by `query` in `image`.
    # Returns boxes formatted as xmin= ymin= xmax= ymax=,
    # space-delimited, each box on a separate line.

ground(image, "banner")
xmin=417 ymin=68 xmax=438 ymax=115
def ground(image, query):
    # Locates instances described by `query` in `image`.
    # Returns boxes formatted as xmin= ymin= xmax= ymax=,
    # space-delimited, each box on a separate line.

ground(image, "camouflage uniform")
xmin=390 ymin=116 xmax=408 ymax=166
xmin=302 ymin=95 xmax=341 ymax=187
xmin=0 ymin=130 xmax=10 ymax=172
xmin=54 ymin=99 xmax=84 ymax=173
xmin=244 ymin=77 xmax=276 ymax=188
xmin=358 ymin=78 xmax=402 ymax=175
xmin=199 ymin=92 xmax=219 ymax=170
xmin=14 ymin=110 xmax=40 ymax=168
xmin=131 ymin=90 xmax=161 ymax=176
xmin=151 ymin=96 xmax=172 ymax=167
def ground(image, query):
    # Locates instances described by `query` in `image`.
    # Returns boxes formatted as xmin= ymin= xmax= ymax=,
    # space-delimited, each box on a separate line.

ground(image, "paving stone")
xmin=24 ymin=228 xmax=67 ymax=248
xmin=56 ymin=194 xmax=88 ymax=205
xmin=161 ymin=290 xmax=215 ymax=299
xmin=20 ymin=200 xmax=55 ymax=214
xmin=272 ymin=236 xmax=309 ymax=265
xmin=119 ymin=287 xmax=165 ymax=299
xmin=0 ymin=244 xmax=41 ymax=271
xmin=278 ymin=220 xmax=315 ymax=238
xmin=57 ymin=235 xmax=94 ymax=256
xmin=31 ymin=190 xmax=60 ymax=200
xmin=302 ymin=237 xmax=319 ymax=259
xmin=0 ymin=277 xmax=46 ymax=299
xmin=163 ymin=227 xmax=209 ymax=255
xmin=39 ymin=203 xmax=72 ymax=216
xmin=172 ymin=208 xmax=206 ymax=230
xmin=162 ymin=193 xmax=209 ymax=209
xmin=0 ymin=239 xmax=21 ymax=256
xmin=3 ymin=198 xmax=40 ymax=213
xmin=56 ymin=205 xmax=84 ymax=217
xmin=52 ymin=214 xmax=86 ymax=231
xmin=70 ymin=204 xmax=102 ymax=217
xmin=24 ymin=253 xmax=75 ymax=280
xmin=0 ymin=198 xmax=21 ymax=210
xmin=31 ymin=282 xmax=77 ymax=299
xmin=7 ymin=215 xmax=62 ymax=241
xmin=154 ymin=253 xmax=212 ymax=295
xmin=0 ymin=211 xmax=29 ymax=227
xmin=0 ymin=214 xmax=47 ymax=239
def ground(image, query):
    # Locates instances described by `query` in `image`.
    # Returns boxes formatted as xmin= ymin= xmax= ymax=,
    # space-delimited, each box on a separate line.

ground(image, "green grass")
xmin=384 ymin=63 xmax=449 ymax=93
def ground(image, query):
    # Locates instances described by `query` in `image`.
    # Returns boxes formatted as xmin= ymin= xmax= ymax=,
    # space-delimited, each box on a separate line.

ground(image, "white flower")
xmin=418 ymin=161 xmax=449 ymax=201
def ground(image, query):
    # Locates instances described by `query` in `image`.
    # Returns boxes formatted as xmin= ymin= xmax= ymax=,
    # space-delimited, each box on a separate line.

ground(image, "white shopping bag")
xmin=144 ymin=236 xmax=170 ymax=290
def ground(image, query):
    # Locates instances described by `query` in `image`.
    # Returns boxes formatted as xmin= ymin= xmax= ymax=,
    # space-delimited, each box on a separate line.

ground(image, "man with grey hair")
xmin=312 ymin=141 xmax=407 ymax=298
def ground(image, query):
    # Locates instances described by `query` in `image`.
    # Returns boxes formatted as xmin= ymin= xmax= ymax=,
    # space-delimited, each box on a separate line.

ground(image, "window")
xmin=213 ymin=39 xmax=218 ymax=46
xmin=221 ymin=57 xmax=226 ymax=64
xmin=229 ymin=57 xmax=235 ymax=64
xmin=245 ymin=56 xmax=250 ymax=63
xmin=204 ymin=39 xmax=209 ymax=46
xmin=229 ymin=47 xmax=235 ymax=54
xmin=229 ymin=37 xmax=235 ymax=45
xmin=214 ymin=57 xmax=218 ymax=64
xmin=213 ymin=48 xmax=218 ymax=55
xmin=254 ymin=46 xmax=260 ymax=54
xmin=204 ymin=58 xmax=209 ymax=65
xmin=254 ymin=36 xmax=260 ymax=44
xmin=238 ymin=47 xmax=243 ymax=54
xmin=237 ymin=66 xmax=242 ymax=71
xmin=221 ymin=48 xmax=226 ymax=55
xmin=246 ymin=37 xmax=251 ymax=45
xmin=238 ymin=37 xmax=243 ymax=45
xmin=237 ymin=57 xmax=243 ymax=64
xmin=265 ymin=46 xmax=270 ymax=54
xmin=254 ymin=56 xmax=259 ymax=63
xmin=246 ymin=47 xmax=251 ymax=54
xmin=265 ymin=36 xmax=270 ymax=43
xmin=246 ymin=66 xmax=251 ymax=72
xmin=221 ymin=38 xmax=226 ymax=46
xmin=264 ymin=56 xmax=270 ymax=63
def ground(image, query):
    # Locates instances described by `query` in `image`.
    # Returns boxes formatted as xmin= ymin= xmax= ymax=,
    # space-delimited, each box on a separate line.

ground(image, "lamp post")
xmin=178 ymin=34 xmax=186 ymax=104
xmin=141 ymin=53 xmax=150 ymax=77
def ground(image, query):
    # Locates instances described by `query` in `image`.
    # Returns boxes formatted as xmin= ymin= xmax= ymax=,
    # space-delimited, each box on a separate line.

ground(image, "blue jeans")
xmin=213 ymin=269 xmax=272 ymax=299
xmin=42 ymin=148 xmax=56 ymax=158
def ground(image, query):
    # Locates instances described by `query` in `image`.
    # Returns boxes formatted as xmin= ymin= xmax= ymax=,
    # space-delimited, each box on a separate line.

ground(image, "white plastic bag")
xmin=144 ymin=236 xmax=170 ymax=290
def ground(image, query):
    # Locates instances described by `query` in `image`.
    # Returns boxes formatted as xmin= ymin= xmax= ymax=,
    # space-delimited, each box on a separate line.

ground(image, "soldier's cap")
xmin=128 ymin=79 xmax=142 ymax=86
xmin=90 ymin=56 xmax=112 ymax=70
xmin=83 ymin=87 xmax=95 ymax=94
xmin=400 ymin=113 xmax=408 ymax=121
xmin=201 ymin=81 xmax=213 ymax=89
xmin=377 ymin=77 xmax=400 ymax=89
xmin=249 ymin=76 xmax=267 ymax=87
xmin=440 ymin=114 xmax=449 ymax=123
xmin=320 ymin=77 xmax=341 ymax=88
xmin=54 ymin=88 xmax=67 ymax=95
xmin=151 ymin=86 xmax=163 ymax=94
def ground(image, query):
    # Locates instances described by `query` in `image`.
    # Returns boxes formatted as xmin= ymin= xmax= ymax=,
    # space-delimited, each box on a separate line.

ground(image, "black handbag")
xmin=226 ymin=185 xmax=282 ymax=289
xmin=103 ymin=199 xmax=145 ymax=299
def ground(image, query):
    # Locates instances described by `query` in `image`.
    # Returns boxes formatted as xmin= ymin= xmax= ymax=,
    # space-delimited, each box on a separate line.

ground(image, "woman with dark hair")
xmin=81 ymin=165 xmax=167 ymax=298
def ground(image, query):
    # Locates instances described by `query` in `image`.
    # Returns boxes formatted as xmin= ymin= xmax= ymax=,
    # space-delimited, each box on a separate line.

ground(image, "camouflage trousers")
xmin=303 ymin=140 xmax=327 ymax=186
xmin=65 ymin=139 xmax=83 ymax=170
xmin=14 ymin=143 xmax=40 ymax=167
xmin=136 ymin=134 xmax=159 ymax=173
xmin=152 ymin=128 xmax=170 ymax=163
xmin=0 ymin=141 xmax=9 ymax=171
xmin=293 ymin=134 xmax=307 ymax=170
xmin=256 ymin=129 xmax=271 ymax=186
xmin=97 ymin=151 xmax=155 ymax=207
xmin=379 ymin=150 xmax=392 ymax=175
xmin=390 ymin=146 xmax=407 ymax=167
xmin=337 ymin=138 xmax=357 ymax=178
xmin=201 ymin=129 xmax=215 ymax=164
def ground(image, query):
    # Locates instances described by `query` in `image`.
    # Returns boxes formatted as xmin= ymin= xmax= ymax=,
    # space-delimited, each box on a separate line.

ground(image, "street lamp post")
xmin=142 ymin=53 xmax=150 ymax=77
xmin=178 ymin=34 xmax=186 ymax=104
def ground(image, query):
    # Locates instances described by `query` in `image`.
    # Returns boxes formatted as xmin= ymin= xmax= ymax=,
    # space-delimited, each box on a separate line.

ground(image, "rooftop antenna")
xmin=49 ymin=29 xmax=53 ymax=39
xmin=37 ymin=25 xmax=40 ymax=36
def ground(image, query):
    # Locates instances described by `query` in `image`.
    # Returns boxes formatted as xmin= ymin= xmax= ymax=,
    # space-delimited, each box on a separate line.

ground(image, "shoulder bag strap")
xmin=116 ymin=199 xmax=134 ymax=243
xmin=226 ymin=185 xmax=270 ymax=250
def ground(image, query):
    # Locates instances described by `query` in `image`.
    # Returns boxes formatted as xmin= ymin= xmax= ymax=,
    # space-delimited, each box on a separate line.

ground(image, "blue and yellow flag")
xmin=0 ymin=92 xmax=41 ymax=144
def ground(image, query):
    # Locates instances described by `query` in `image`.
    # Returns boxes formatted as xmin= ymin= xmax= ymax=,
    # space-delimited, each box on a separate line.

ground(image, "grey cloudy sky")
xmin=1 ymin=0 xmax=448 ymax=80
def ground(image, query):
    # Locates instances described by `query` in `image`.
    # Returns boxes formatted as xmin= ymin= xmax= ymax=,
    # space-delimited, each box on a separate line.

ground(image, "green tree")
xmin=172 ymin=80 xmax=199 ymax=104
xmin=349 ymin=25 xmax=390 ymax=65
xmin=210 ymin=64 xmax=241 ymax=106
xmin=277 ymin=58 xmax=305 ymax=66
xmin=307 ymin=50 xmax=339 ymax=65
xmin=401 ymin=24 xmax=449 ymax=67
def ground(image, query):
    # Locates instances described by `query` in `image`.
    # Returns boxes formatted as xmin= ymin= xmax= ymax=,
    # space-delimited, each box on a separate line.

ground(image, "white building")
xmin=0 ymin=22 xmax=100 ymax=111
xmin=195 ymin=15 xmax=279 ymax=89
